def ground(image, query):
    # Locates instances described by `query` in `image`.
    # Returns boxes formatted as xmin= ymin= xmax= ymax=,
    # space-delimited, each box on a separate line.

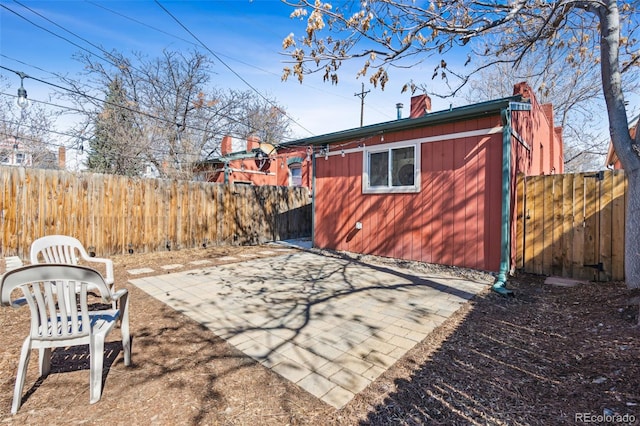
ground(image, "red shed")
xmin=283 ymin=82 xmax=563 ymax=292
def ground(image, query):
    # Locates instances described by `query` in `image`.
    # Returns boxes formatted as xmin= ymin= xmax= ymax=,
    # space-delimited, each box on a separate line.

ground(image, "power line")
xmin=154 ymin=0 xmax=315 ymax=137
xmin=3 ymin=2 xmax=392 ymax=143
xmin=1 ymin=3 xmax=116 ymax=70
xmin=0 ymin=82 xmax=301 ymax=158
xmin=0 ymin=117 xmax=212 ymax=164
xmin=0 ymin=64 xmax=242 ymax=138
xmin=4 ymin=1 xmax=389 ymax=138
xmin=5 ymin=0 xmax=183 ymax=93
xmin=85 ymin=0 xmax=393 ymax=123
xmin=1 ymin=52 xmax=297 ymax=144
xmin=0 ymin=90 xmax=91 ymax=116
xmin=0 ymin=53 xmax=62 ymax=81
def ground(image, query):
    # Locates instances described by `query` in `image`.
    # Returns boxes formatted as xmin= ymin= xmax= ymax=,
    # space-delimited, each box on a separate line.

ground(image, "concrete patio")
xmin=129 ymin=249 xmax=491 ymax=409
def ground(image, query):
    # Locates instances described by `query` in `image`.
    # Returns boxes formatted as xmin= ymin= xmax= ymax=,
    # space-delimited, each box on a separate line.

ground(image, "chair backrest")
xmin=30 ymin=235 xmax=90 ymax=266
xmin=0 ymin=265 xmax=111 ymax=342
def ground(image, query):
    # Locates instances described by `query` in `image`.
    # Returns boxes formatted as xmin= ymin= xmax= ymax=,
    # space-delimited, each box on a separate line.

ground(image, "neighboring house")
xmin=0 ymin=139 xmax=66 ymax=170
xmin=198 ymin=135 xmax=312 ymax=189
xmin=281 ymin=82 xmax=563 ymax=279
xmin=0 ymin=139 xmax=32 ymax=167
xmin=605 ymin=116 xmax=638 ymax=170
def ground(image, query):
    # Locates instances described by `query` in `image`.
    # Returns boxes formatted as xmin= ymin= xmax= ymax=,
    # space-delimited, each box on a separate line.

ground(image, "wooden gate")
xmin=515 ymin=170 xmax=627 ymax=281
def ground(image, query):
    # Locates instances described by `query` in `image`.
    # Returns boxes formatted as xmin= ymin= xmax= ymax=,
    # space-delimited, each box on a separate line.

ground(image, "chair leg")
xmin=39 ymin=348 xmax=52 ymax=377
xmin=120 ymin=292 xmax=131 ymax=366
xmin=12 ymin=338 xmax=32 ymax=414
xmin=89 ymin=336 xmax=104 ymax=404
xmin=109 ymin=284 xmax=118 ymax=310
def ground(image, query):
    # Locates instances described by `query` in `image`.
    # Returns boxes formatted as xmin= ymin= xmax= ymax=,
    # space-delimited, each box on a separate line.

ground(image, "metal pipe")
xmin=493 ymin=106 xmax=514 ymax=296
xmin=311 ymin=149 xmax=317 ymax=248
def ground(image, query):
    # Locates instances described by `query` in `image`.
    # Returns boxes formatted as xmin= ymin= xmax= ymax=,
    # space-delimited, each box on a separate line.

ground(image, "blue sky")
xmin=0 ymin=0 xmax=459 ymax=140
xmin=2 ymin=0 xmax=637 ymax=150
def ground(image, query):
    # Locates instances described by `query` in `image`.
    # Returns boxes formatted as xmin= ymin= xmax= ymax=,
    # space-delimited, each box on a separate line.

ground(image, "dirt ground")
xmin=0 ymin=244 xmax=639 ymax=425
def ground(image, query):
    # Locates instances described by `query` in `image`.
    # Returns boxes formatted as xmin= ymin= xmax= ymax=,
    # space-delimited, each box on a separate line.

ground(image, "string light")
xmin=16 ymin=71 xmax=29 ymax=109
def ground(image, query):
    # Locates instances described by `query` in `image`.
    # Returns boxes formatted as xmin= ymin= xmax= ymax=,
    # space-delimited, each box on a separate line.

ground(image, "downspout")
xmin=311 ymin=149 xmax=316 ymax=247
xmin=493 ymin=105 xmax=514 ymax=296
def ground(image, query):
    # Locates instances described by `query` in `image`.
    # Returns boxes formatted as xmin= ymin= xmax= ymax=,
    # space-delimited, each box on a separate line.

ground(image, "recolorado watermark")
xmin=575 ymin=412 xmax=637 ymax=424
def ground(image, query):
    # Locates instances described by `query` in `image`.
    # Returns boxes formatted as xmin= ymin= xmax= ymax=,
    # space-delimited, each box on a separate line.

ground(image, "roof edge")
xmin=283 ymin=94 xmax=525 ymax=147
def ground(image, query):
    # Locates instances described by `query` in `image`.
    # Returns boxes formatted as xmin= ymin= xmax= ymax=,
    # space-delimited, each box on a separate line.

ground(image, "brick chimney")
xmin=58 ymin=146 xmax=66 ymax=170
xmin=410 ymin=94 xmax=432 ymax=118
xmin=221 ymin=135 xmax=233 ymax=156
xmin=513 ymin=81 xmax=533 ymax=100
xmin=246 ymin=135 xmax=260 ymax=152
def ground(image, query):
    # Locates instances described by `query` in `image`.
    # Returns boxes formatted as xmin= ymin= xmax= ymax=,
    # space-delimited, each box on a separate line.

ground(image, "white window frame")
xmin=289 ymin=162 xmax=303 ymax=187
xmin=0 ymin=150 xmax=9 ymax=164
xmin=362 ymin=142 xmax=420 ymax=194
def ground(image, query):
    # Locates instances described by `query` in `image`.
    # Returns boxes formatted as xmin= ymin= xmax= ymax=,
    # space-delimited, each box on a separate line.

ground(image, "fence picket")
xmin=517 ymin=170 xmax=626 ymax=281
xmin=0 ymin=166 xmax=311 ymax=260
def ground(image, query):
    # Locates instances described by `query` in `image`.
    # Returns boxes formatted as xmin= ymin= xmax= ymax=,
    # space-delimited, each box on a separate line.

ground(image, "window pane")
xmin=290 ymin=164 xmax=302 ymax=186
xmin=369 ymin=151 xmax=389 ymax=187
xmin=391 ymin=146 xmax=415 ymax=186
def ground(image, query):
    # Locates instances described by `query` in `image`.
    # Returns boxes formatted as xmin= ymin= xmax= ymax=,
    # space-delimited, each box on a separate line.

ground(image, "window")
xmin=289 ymin=163 xmax=302 ymax=187
xmin=363 ymin=144 xmax=420 ymax=193
xmin=15 ymin=152 xmax=24 ymax=164
xmin=0 ymin=150 xmax=9 ymax=164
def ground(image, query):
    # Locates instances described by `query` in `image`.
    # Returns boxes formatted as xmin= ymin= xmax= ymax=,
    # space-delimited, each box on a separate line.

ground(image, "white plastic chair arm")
xmin=99 ymin=288 xmax=127 ymax=307
xmin=109 ymin=289 xmax=128 ymax=302
xmin=82 ymin=257 xmax=114 ymax=285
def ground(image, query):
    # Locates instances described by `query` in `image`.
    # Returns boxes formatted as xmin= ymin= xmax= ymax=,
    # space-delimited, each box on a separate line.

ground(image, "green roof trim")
xmin=282 ymin=94 xmax=526 ymax=147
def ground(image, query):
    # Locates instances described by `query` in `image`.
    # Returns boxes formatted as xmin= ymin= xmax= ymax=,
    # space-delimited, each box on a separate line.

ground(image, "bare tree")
xmin=463 ymin=54 xmax=631 ymax=172
xmin=0 ymin=76 xmax=61 ymax=169
xmin=224 ymin=89 xmax=293 ymax=146
xmin=64 ymin=49 xmax=292 ymax=179
xmin=282 ymin=0 xmax=640 ymax=289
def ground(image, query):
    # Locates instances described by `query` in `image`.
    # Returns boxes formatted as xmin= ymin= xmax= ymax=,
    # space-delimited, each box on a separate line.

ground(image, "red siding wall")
xmin=511 ymin=83 xmax=564 ymax=176
xmin=314 ymin=82 xmax=563 ymax=273
xmin=315 ymin=116 xmax=504 ymax=272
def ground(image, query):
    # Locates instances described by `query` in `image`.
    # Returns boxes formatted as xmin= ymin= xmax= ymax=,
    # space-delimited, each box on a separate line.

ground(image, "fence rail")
xmin=515 ymin=170 xmax=627 ymax=281
xmin=0 ymin=167 xmax=312 ymax=260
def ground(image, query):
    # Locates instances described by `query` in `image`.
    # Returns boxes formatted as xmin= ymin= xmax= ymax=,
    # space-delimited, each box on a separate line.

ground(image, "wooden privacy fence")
xmin=0 ymin=166 xmax=312 ymax=260
xmin=515 ymin=170 xmax=627 ymax=282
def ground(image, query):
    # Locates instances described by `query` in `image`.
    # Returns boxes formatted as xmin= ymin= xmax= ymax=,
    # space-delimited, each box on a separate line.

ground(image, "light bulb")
xmin=16 ymin=86 xmax=28 ymax=109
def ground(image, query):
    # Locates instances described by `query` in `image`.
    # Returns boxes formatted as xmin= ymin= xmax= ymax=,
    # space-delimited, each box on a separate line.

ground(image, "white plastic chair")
xmin=30 ymin=235 xmax=114 ymax=294
xmin=0 ymin=264 xmax=131 ymax=414
xmin=2 ymin=256 xmax=24 ymax=272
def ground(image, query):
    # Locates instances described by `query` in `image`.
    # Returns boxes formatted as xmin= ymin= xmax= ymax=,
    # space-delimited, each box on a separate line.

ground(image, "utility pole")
xmin=354 ymin=83 xmax=370 ymax=127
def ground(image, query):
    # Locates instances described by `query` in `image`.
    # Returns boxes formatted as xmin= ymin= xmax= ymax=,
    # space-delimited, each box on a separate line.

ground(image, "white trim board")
xmin=326 ymin=125 xmax=504 ymax=157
